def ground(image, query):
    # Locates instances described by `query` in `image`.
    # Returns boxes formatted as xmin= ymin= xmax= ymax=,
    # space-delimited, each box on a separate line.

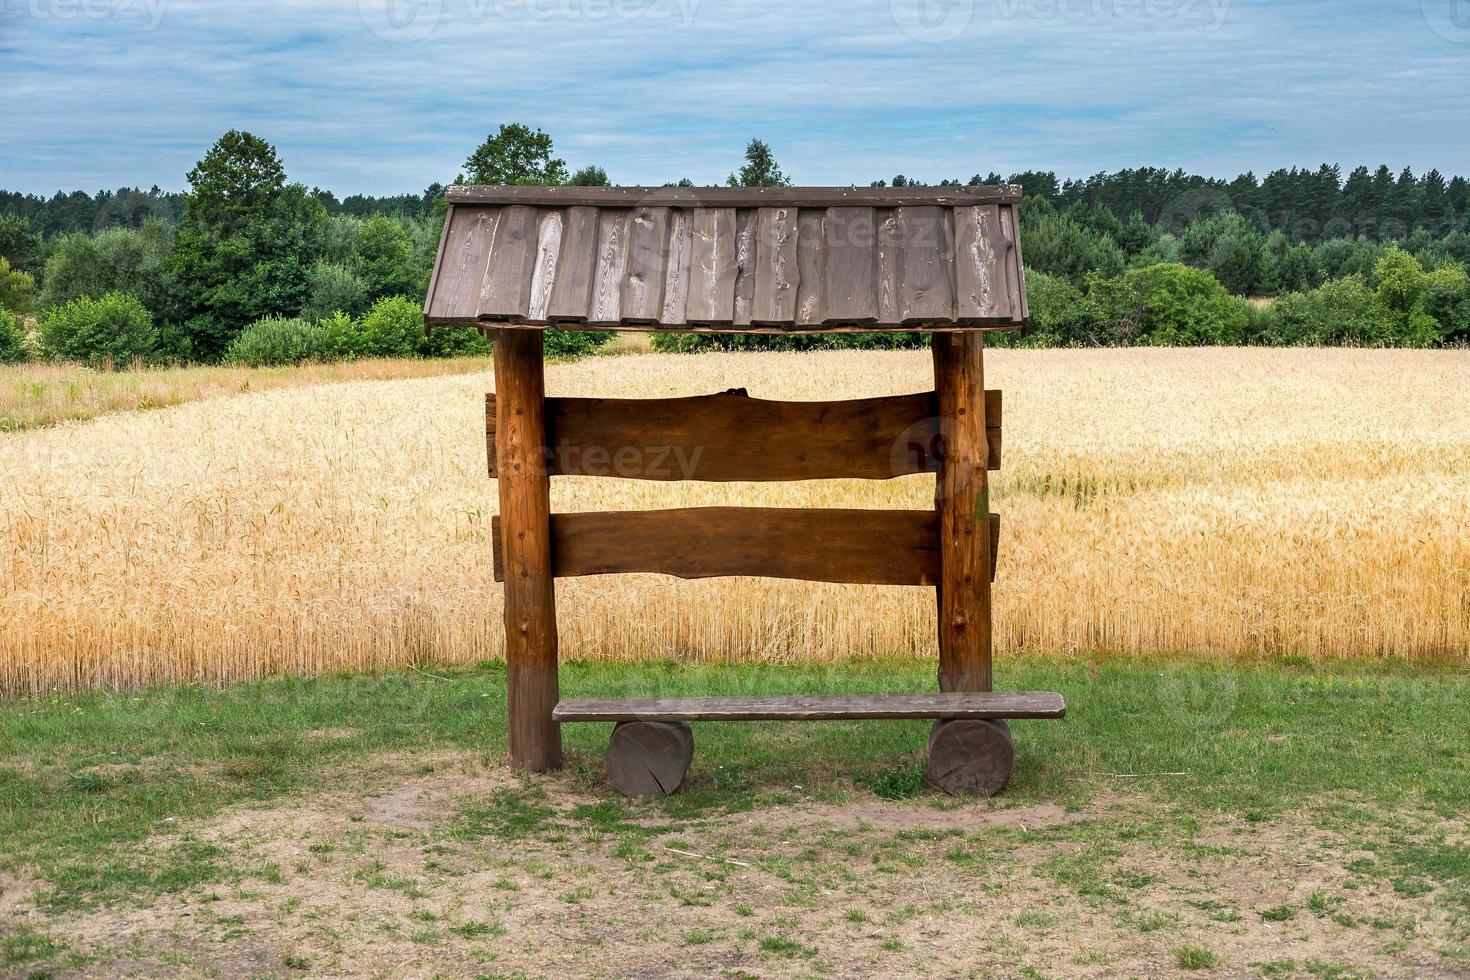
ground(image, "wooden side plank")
xmin=484 ymin=390 xmax=1003 ymax=480
xmin=555 ymin=690 xmax=1065 ymax=722
xmin=546 ymin=206 xmax=599 ymax=322
xmin=794 ymin=210 xmax=825 ymax=325
xmin=954 ymin=205 xmax=1012 ymax=322
xmin=752 ymin=206 xmax=799 ymax=323
xmin=1000 ymin=203 xmax=1026 ymax=320
xmin=821 ymin=207 xmax=877 ymax=324
xmin=621 ymin=206 xmax=669 ymax=323
xmin=493 ymin=508 xmax=942 ymax=585
xmin=896 ymin=205 xmax=956 ymax=324
xmin=589 ymin=209 xmax=630 ymax=323
xmin=686 ymin=207 xmax=737 ymax=323
xmin=479 ymin=205 xmax=539 ymax=321
xmin=426 ymin=206 xmax=497 ymax=325
xmin=660 ymin=209 xmax=693 ymax=323
xmin=876 ymin=208 xmax=900 ymax=323
xmin=525 ymin=208 xmax=564 ymax=323
xmin=732 ymin=209 xmax=757 ymax=325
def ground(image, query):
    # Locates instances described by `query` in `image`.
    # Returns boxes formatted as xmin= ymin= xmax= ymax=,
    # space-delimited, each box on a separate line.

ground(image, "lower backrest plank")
xmin=491 ymin=507 xmax=1000 ymax=586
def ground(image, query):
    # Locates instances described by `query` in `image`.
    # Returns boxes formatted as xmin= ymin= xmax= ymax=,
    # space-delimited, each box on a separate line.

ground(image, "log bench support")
xmin=489 ymin=327 xmax=1063 ymax=791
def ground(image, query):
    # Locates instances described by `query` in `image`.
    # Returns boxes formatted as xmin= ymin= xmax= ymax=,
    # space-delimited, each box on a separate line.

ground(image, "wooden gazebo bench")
xmin=424 ymin=184 xmax=1065 ymax=798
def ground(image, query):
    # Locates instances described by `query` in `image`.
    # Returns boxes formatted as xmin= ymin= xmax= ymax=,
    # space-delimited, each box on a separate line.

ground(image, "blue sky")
xmin=2 ymin=0 xmax=1469 ymax=195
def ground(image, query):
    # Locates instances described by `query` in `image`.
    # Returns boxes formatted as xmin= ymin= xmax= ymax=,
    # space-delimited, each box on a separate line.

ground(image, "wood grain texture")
xmin=732 ymin=209 xmax=757 ymax=326
xmin=604 ymin=721 xmax=694 ymax=798
xmin=821 ymin=207 xmax=877 ymax=325
xmin=660 ymin=208 xmax=692 ymax=323
xmin=752 ymin=207 xmax=799 ymax=324
xmin=525 ymin=209 xmax=563 ymax=323
xmin=484 ymin=390 xmax=1003 ymax=480
xmin=933 ymin=331 xmax=993 ymax=694
xmin=621 ymin=206 xmax=669 ymax=323
xmin=589 ymin=209 xmax=629 ymax=323
xmin=556 ymin=692 xmax=1065 ymax=722
xmin=479 ymin=205 xmax=538 ymax=321
xmin=492 ymin=329 xmax=561 ymax=772
xmin=425 ymin=206 xmax=497 ymax=326
xmin=794 ymin=210 xmax=826 ymax=325
xmin=927 ymin=719 xmax=1014 ymax=796
xmin=426 ymin=198 xmax=1029 ymax=332
xmin=447 ymin=184 xmax=1025 ymax=207
xmin=686 ymin=207 xmax=737 ymax=323
xmin=493 ymin=508 xmax=942 ymax=586
xmin=546 ymin=206 xmax=599 ymax=322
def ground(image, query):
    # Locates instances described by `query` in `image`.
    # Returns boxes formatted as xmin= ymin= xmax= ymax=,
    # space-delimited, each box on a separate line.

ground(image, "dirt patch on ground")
xmin=5 ymin=753 xmax=1467 ymax=978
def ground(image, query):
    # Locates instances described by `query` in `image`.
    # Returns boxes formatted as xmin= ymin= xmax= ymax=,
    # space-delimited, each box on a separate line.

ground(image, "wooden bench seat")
xmin=553 ymin=691 xmax=1065 ymax=723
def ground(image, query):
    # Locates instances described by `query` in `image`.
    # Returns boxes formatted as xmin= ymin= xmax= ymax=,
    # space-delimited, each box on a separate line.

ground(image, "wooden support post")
xmin=932 ymin=332 xmax=993 ymax=694
xmin=493 ymin=328 xmax=562 ymax=771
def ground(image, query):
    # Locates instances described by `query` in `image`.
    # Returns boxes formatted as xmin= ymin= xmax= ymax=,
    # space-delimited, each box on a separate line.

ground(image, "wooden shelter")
xmin=425 ymin=184 xmax=1065 ymax=798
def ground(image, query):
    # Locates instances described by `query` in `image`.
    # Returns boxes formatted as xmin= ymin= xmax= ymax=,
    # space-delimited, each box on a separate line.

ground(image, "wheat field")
xmin=2 ymin=347 xmax=1467 ymax=694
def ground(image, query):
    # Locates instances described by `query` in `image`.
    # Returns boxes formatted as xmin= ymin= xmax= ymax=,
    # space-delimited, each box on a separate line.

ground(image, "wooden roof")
xmin=424 ymin=186 xmax=1028 ymax=334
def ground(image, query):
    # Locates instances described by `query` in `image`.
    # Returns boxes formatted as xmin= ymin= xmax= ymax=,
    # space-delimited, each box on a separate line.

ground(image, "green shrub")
xmin=224 ymin=316 xmax=325 ymax=367
xmin=1259 ymin=275 xmax=1382 ymax=346
xmin=543 ymin=329 xmax=612 ymax=359
xmin=39 ymin=292 xmax=158 ymax=366
xmin=0 ymin=256 xmax=35 ymax=314
xmin=1018 ymin=199 xmax=1126 ymax=282
xmin=421 ymin=323 xmax=492 ymax=358
xmin=318 ymin=310 xmax=370 ymax=360
xmin=1423 ymin=262 xmax=1470 ymax=343
xmin=300 ymin=262 xmax=369 ymax=322
xmin=358 ymin=296 xmax=423 ymax=358
xmin=1018 ymin=269 xmax=1102 ymax=345
xmin=0 ymin=307 xmax=26 ymax=363
xmin=1093 ymin=263 xmax=1247 ymax=345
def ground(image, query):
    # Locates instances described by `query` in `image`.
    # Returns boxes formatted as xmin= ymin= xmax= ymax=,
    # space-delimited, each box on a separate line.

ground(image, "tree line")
xmin=1 ymin=124 xmax=1468 ymax=368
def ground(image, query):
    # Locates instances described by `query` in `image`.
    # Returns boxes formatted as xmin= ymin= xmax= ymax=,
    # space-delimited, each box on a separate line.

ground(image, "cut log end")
xmin=926 ymin=719 xmax=1014 ymax=797
xmin=605 ymin=721 xmax=694 ymax=798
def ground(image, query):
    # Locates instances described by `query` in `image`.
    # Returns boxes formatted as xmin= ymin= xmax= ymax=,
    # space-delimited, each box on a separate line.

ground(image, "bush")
xmin=39 ymin=292 xmax=157 ymax=366
xmin=1259 ymin=275 xmax=1382 ymax=346
xmin=224 ymin=316 xmax=326 ymax=367
xmin=36 ymin=223 xmax=174 ymax=314
xmin=421 ymin=323 xmax=492 ymax=358
xmin=0 ymin=307 xmax=26 ymax=363
xmin=1094 ymin=263 xmax=1247 ymax=345
xmin=1179 ymin=211 xmax=1265 ymax=294
xmin=0 ymin=256 xmax=36 ymax=314
xmin=357 ymin=296 xmax=423 ymax=358
xmin=300 ymin=262 xmax=368 ymax=322
xmin=1018 ymin=269 xmax=1102 ymax=345
xmin=1018 ymin=200 xmax=1126 ymax=282
xmin=1423 ymin=262 xmax=1470 ymax=343
xmin=318 ymin=310 xmax=370 ymax=360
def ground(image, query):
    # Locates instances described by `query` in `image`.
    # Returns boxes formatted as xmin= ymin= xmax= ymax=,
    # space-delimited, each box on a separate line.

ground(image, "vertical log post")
xmin=932 ymin=332 xmax=993 ymax=694
xmin=493 ymin=328 xmax=562 ymax=771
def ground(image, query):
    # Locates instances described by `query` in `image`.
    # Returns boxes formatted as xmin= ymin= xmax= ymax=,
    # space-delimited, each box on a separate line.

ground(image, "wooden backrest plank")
xmin=489 ymin=506 xmax=1000 ymax=585
xmin=485 ymin=389 xmax=1002 ymax=481
xmin=546 ymin=206 xmax=599 ymax=322
xmin=553 ymin=690 xmax=1064 ymax=722
xmin=493 ymin=507 xmax=939 ymax=585
xmin=479 ymin=204 xmax=538 ymax=321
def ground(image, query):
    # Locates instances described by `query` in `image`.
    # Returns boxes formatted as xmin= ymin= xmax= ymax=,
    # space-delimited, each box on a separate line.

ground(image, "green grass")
xmin=1 ymin=655 xmax=1468 ymax=914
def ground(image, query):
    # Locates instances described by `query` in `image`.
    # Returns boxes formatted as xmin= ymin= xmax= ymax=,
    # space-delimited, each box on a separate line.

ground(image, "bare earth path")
xmin=5 ymin=750 xmax=1464 ymax=979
